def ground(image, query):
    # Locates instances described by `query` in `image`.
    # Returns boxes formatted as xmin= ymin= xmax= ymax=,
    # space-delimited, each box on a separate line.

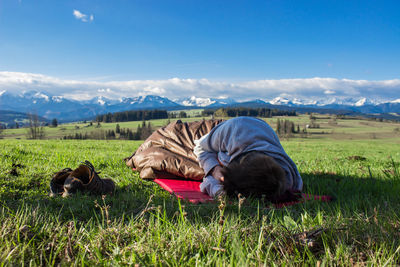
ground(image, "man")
xmin=194 ymin=117 xmax=303 ymax=199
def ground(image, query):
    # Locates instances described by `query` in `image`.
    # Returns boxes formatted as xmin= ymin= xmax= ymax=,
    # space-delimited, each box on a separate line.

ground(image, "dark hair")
xmin=221 ymin=151 xmax=286 ymax=200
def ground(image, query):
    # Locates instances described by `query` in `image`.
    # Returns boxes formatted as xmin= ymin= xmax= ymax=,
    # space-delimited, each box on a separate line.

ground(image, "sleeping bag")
xmin=125 ymin=119 xmax=223 ymax=180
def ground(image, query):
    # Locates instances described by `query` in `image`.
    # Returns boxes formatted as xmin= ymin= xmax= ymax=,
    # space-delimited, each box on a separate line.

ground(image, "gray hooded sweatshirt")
xmin=194 ymin=117 xmax=303 ymax=198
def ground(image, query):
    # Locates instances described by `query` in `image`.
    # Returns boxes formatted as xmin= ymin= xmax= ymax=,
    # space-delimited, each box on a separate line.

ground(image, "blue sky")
xmin=0 ymin=0 xmax=399 ymax=100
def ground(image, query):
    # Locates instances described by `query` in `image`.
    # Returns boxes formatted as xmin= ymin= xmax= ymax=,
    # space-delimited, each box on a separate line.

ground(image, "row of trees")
xmin=202 ymin=107 xmax=296 ymax=118
xmin=3 ymin=118 xmax=58 ymax=130
xmin=169 ymin=111 xmax=189 ymax=118
xmin=5 ymin=111 xmax=155 ymax=140
xmin=62 ymin=130 xmax=120 ymax=140
xmin=0 ymin=114 xmax=58 ymax=139
xmin=117 ymin=121 xmax=153 ymax=140
xmin=276 ymin=119 xmax=302 ymax=136
xmin=25 ymin=114 xmax=58 ymax=139
xmin=26 ymin=114 xmax=46 ymax=139
xmin=63 ymin=121 xmax=154 ymax=140
xmin=96 ymin=110 xmax=168 ymax=123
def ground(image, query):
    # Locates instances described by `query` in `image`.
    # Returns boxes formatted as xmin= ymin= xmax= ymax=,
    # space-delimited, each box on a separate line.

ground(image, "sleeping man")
xmin=125 ymin=116 xmax=303 ymax=202
xmin=194 ymin=117 xmax=303 ymax=200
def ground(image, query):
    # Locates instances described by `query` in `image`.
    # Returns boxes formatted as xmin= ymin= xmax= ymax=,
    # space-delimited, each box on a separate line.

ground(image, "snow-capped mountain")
xmin=120 ymin=95 xmax=174 ymax=105
xmin=1 ymin=90 xmax=400 ymax=124
xmin=264 ymin=96 xmax=400 ymax=114
xmin=177 ymin=96 xmax=237 ymax=107
xmin=354 ymin=97 xmax=376 ymax=107
xmin=84 ymin=96 xmax=117 ymax=106
xmin=22 ymin=91 xmax=50 ymax=102
xmin=113 ymin=95 xmax=181 ymax=111
xmin=0 ymin=91 xmax=182 ymax=122
xmin=267 ymin=97 xmax=318 ymax=106
xmin=322 ymin=97 xmax=376 ymax=107
xmin=268 ymin=97 xmax=294 ymax=106
xmin=179 ymin=96 xmax=217 ymax=107
xmin=266 ymin=96 xmax=381 ymax=107
xmin=0 ymin=90 xmax=71 ymax=110
xmin=51 ymin=96 xmax=65 ymax=103
xmin=0 ymin=90 xmax=89 ymax=121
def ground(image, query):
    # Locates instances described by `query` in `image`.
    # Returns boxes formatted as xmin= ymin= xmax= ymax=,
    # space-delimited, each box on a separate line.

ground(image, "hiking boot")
xmin=65 ymin=161 xmax=115 ymax=196
xmin=50 ymin=168 xmax=72 ymax=197
xmin=62 ymin=176 xmax=84 ymax=197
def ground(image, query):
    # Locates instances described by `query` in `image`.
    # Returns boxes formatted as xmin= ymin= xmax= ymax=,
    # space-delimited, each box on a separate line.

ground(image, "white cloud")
xmin=97 ymin=88 xmax=112 ymax=93
xmin=0 ymin=71 xmax=400 ymax=102
xmin=324 ymin=90 xmax=336 ymax=95
xmin=143 ymin=86 xmax=166 ymax=94
xmin=73 ymin=9 xmax=93 ymax=23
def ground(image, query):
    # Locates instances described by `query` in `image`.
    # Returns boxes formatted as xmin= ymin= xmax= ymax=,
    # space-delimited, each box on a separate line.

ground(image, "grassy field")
xmin=1 ymin=125 xmax=400 ymax=265
xmin=1 ymin=117 xmax=204 ymax=140
xmin=2 ymin=114 xmax=400 ymax=141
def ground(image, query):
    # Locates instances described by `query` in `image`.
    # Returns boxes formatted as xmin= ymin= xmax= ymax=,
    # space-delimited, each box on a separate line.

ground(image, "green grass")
xmin=3 ymin=114 xmax=400 ymax=142
xmin=1 ymin=137 xmax=400 ymax=265
xmin=265 ymin=115 xmax=400 ymax=140
xmin=1 ymin=117 xmax=207 ymax=139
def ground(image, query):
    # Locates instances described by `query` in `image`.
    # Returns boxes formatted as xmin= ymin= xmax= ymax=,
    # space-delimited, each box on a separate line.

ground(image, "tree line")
xmin=202 ymin=107 xmax=296 ymax=118
xmin=96 ymin=110 xmax=168 ymax=123
xmin=62 ymin=121 xmax=154 ymax=140
xmin=276 ymin=119 xmax=301 ymax=135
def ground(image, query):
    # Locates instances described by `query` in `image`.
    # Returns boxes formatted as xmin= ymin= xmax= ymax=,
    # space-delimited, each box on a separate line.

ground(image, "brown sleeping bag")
xmin=125 ymin=119 xmax=224 ymax=180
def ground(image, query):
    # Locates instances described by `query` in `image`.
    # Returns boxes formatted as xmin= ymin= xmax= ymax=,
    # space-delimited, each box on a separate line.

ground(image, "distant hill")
xmin=1 ymin=90 xmax=399 ymax=123
xmin=204 ymin=101 xmax=400 ymax=121
xmin=0 ymin=91 xmax=183 ymax=122
xmin=0 ymin=110 xmax=48 ymax=128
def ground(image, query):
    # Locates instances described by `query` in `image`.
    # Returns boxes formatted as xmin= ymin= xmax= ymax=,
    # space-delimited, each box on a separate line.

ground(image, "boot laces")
xmin=81 ymin=160 xmax=101 ymax=174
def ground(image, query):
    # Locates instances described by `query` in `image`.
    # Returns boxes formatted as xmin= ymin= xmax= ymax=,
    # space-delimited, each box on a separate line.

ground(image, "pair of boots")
xmin=50 ymin=161 xmax=115 ymax=197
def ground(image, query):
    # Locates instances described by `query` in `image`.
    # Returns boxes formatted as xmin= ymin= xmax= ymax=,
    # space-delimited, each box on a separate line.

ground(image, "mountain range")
xmin=0 ymin=90 xmax=399 ymax=125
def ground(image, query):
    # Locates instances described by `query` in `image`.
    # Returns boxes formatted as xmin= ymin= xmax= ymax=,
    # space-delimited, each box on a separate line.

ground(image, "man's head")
xmin=221 ymin=151 xmax=286 ymax=200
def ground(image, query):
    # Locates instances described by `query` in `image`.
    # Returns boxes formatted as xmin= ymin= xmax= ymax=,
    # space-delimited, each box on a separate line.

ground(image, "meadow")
xmin=2 ymin=113 xmax=400 ymax=141
xmin=1 ymin=116 xmax=400 ymax=265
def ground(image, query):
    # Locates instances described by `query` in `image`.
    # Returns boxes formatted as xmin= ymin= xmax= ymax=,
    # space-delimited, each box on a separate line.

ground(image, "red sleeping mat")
xmin=154 ymin=178 xmax=214 ymax=203
xmin=153 ymin=178 xmax=332 ymax=207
